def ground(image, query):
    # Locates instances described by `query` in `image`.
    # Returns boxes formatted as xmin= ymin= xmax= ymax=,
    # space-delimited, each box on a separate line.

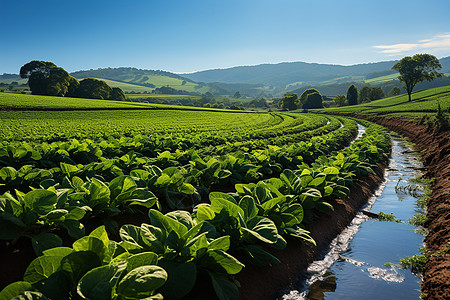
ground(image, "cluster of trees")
xmin=279 ymin=88 xmax=324 ymax=111
xmin=153 ymin=86 xmax=197 ymax=95
xmin=334 ymin=84 xmax=386 ymax=107
xmin=20 ymin=61 xmax=125 ymax=100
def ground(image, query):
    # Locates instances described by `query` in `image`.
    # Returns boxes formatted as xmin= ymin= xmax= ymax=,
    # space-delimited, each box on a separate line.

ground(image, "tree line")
xmin=20 ymin=61 xmax=125 ymax=101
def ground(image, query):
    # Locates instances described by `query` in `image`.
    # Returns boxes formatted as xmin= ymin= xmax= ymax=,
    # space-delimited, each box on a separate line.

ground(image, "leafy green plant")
xmin=0 ymin=226 xmax=167 ymax=300
xmin=400 ymin=254 xmax=426 ymax=274
xmin=194 ymin=192 xmax=285 ymax=267
xmin=120 ymin=209 xmax=244 ymax=300
xmin=0 ymin=189 xmax=86 ymax=255
xmin=377 ymin=212 xmax=401 ymax=223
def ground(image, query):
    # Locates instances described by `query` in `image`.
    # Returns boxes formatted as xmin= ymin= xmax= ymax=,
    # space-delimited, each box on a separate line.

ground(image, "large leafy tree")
xmin=110 ymin=87 xmax=126 ymax=101
xmin=392 ymin=54 xmax=442 ymax=101
xmin=299 ymin=88 xmax=320 ymax=106
xmin=279 ymin=92 xmax=298 ymax=111
xmin=303 ymin=92 xmax=323 ymax=109
xmin=346 ymin=84 xmax=358 ymax=105
xmin=20 ymin=60 xmax=79 ymax=96
xmin=72 ymin=78 xmax=112 ymax=100
xmin=359 ymin=86 xmax=385 ymax=103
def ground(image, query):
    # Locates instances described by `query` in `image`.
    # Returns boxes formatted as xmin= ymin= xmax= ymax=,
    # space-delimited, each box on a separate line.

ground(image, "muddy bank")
xmin=237 ymin=165 xmax=386 ymax=300
xmin=362 ymin=116 xmax=450 ymax=300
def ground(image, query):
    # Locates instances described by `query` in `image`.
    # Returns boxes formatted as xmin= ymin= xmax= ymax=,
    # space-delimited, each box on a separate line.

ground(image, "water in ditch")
xmin=280 ymin=134 xmax=425 ymax=300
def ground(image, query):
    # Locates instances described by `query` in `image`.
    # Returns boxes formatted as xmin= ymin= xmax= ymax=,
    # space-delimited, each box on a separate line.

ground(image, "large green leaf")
xmin=31 ymin=232 xmax=63 ymax=256
xmin=77 ymin=262 xmax=126 ymax=300
xmin=242 ymin=216 xmax=278 ymax=244
xmin=165 ymin=210 xmax=194 ymax=229
xmin=89 ymin=225 xmax=109 ymax=247
xmin=148 ymin=209 xmax=188 ymax=237
xmin=259 ymin=196 xmax=286 ymax=213
xmin=243 ymin=245 xmax=280 ymax=266
xmin=238 ymin=196 xmax=258 ymax=222
xmin=308 ymin=175 xmax=326 ymax=187
xmin=23 ymin=256 xmax=63 ymax=284
xmin=119 ymin=225 xmax=146 ymax=250
xmin=86 ymin=178 xmax=110 ymax=206
xmin=209 ymin=192 xmax=236 ymax=204
xmin=42 ymin=247 xmax=74 ymax=257
xmin=0 ymin=282 xmax=34 ymax=300
xmin=125 ymin=189 xmax=158 ymax=208
xmin=207 ymin=236 xmax=230 ymax=252
xmin=108 ymin=175 xmax=136 ymax=202
xmin=158 ymin=260 xmax=196 ymax=299
xmin=61 ymin=219 xmax=85 ymax=239
xmin=140 ymin=224 xmax=166 ymax=254
xmin=210 ymin=198 xmax=244 ymax=220
xmin=203 ymin=249 xmax=244 ymax=275
xmin=208 ymin=272 xmax=239 ymax=300
xmin=61 ymin=251 xmax=102 ymax=286
xmin=195 ymin=205 xmax=215 ymax=221
xmin=126 ymin=252 xmax=159 ymax=272
xmin=72 ymin=236 xmax=109 ymax=264
xmin=117 ymin=266 xmax=168 ymax=299
xmin=0 ymin=166 xmax=18 ymax=181
xmin=39 ymin=271 xmax=71 ymax=300
xmin=24 ymin=190 xmax=57 ymax=216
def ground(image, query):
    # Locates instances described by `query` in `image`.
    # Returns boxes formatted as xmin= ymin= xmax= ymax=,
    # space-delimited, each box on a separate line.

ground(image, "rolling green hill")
xmin=315 ymin=85 xmax=450 ymax=118
xmin=71 ymin=67 xmax=212 ymax=94
xmin=0 ymin=92 xmax=240 ymax=112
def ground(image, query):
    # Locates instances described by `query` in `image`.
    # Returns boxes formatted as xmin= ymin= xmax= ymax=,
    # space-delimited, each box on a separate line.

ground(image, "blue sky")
xmin=1 ymin=0 xmax=450 ymax=74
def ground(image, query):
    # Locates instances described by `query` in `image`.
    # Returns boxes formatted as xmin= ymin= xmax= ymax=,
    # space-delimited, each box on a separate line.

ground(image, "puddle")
xmin=279 ymin=134 xmax=424 ymax=300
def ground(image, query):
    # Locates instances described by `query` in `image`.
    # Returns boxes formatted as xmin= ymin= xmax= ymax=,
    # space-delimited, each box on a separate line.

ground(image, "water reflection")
xmin=307 ymin=271 xmax=337 ymax=300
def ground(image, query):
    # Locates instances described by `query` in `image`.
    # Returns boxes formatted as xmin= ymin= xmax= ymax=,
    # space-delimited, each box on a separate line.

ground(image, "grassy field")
xmin=364 ymin=73 xmax=398 ymax=84
xmin=87 ymin=78 xmax=155 ymax=93
xmin=0 ymin=92 xmax=243 ymax=111
xmin=315 ymin=86 xmax=450 ymax=117
xmin=96 ymin=74 xmax=211 ymax=94
xmin=126 ymin=94 xmax=201 ymax=101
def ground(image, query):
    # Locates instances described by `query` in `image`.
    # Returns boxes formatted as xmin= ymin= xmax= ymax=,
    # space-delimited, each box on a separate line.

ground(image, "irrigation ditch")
xmin=238 ymin=116 xmax=449 ymax=300
xmin=364 ymin=116 xmax=450 ymax=300
xmin=280 ymin=134 xmax=425 ymax=299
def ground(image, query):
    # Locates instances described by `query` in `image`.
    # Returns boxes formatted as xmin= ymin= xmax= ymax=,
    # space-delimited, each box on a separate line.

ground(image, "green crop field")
xmin=0 ymin=90 xmax=394 ymax=299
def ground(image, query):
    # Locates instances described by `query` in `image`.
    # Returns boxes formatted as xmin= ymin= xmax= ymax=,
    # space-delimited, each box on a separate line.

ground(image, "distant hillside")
xmin=71 ymin=67 xmax=212 ymax=94
xmin=182 ymin=56 xmax=450 ymax=88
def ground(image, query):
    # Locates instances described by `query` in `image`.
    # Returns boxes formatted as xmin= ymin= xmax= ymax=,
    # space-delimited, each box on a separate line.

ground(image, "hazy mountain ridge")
xmin=182 ymin=57 xmax=450 ymax=86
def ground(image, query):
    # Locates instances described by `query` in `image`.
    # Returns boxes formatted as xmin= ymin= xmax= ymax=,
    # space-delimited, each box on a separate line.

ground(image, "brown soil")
xmin=363 ymin=116 xmax=450 ymax=300
xmin=237 ymin=165 xmax=386 ymax=300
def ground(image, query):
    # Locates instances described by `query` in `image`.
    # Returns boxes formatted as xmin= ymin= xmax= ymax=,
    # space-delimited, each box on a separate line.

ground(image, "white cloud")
xmin=374 ymin=33 xmax=450 ymax=56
